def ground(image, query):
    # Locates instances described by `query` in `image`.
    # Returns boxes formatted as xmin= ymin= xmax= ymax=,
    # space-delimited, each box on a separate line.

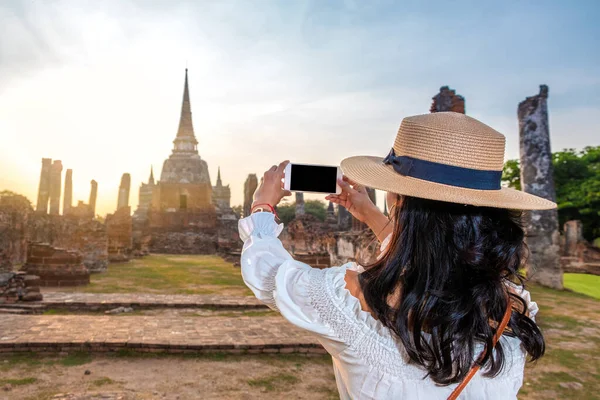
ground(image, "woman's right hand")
xmin=325 ymin=176 xmax=377 ymax=223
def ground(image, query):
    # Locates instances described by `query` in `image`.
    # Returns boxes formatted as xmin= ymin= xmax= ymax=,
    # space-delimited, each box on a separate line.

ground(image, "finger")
xmin=338 ymin=178 xmax=358 ymax=194
xmin=269 ymin=165 xmax=278 ymax=172
xmin=328 ymin=197 xmax=342 ymax=205
xmin=343 ymin=175 xmax=367 ymax=193
xmin=282 ymin=190 xmax=292 ymax=197
xmin=342 ymin=175 xmax=358 ymax=186
xmin=276 ymin=160 xmax=289 ymax=175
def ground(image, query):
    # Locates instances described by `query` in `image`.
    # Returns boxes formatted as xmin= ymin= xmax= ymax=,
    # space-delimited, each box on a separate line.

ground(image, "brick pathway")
xmin=0 ymin=314 xmax=323 ymax=354
xmin=40 ymin=291 xmax=265 ymax=310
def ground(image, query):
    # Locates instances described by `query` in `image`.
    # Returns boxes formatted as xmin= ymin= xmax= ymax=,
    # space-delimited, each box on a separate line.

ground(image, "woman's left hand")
xmin=252 ymin=160 xmax=292 ymax=209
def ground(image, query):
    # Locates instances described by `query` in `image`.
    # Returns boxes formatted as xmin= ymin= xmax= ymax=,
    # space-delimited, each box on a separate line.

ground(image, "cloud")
xmin=0 ymin=0 xmax=598 ymax=214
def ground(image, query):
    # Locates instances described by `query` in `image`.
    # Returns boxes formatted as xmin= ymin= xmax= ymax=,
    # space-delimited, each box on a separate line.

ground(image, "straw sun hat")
xmin=340 ymin=112 xmax=556 ymax=210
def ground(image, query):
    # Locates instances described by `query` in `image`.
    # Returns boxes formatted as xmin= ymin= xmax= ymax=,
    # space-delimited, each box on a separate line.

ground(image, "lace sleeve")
xmin=238 ymin=213 xmax=342 ymax=341
xmin=239 ymin=212 xmax=290 ymax=311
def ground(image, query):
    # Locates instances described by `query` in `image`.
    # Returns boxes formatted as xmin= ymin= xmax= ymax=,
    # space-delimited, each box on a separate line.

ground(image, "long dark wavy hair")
xmin=359 ymin=195 xmax=545 ymax=385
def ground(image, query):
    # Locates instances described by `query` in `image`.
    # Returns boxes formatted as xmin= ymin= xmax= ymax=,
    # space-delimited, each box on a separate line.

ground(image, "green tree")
xmin=274 ymin=200 xmax=328 ymax=223
xmin=501 ymin=159 xmax=521 ymax=191
xmin=502 ymin=146 xmax=600 ymax=241
xmin=231 ymin=205 xmax=243 ymax=217
xmin=276 ymin=203 xmax=296 ymax=224
xmin=305 ymin=200 xmax=327 ymax=221
xmin=0 ymin=190 xmax=33 ymax=212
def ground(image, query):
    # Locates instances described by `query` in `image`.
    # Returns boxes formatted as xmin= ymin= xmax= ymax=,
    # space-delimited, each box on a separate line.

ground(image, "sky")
xmin=0 ymin=0 xmax=599 ymax=216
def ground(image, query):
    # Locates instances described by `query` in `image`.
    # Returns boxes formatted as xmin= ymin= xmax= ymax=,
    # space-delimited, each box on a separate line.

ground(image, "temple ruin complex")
xmin=1 ymin=80 xmax=593 ymax=303
xmin=130 ymin=69 xmax=238 ymax=254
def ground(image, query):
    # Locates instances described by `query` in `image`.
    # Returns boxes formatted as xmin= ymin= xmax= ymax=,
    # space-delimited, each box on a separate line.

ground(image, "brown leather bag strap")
xmin=447 ymin=299 xmax=512 ymax=400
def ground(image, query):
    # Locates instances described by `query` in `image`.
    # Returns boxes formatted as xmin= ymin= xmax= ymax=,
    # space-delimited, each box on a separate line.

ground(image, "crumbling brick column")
xmin=430 ymin=86 xmax=465 ymax=114
xmin=243 ymin=174 xmax=258 ymax=217
xmin=36 ymin=158 xmax=52 ymax=214
xmin=63 ymin=169 xmax=73 ymax=215
xmin=351 ymin=188 xmax=376 ymax=231
xmin=563 ymin=220 xmax=583 ymax=257
xmin=295 ymin=192 xmax=305 ymax=216
xmin=117 ymin=173 xmax=131 ymax=210
xmin=89 ymin=180 xmax=98 ymax=217
xmin=0 ymin=192 xmax=31 ymax=271
xmin=325 ymin=201 xmax=336 ymax=225
xmin=518 ymin=85 xmax=562 ymax=289
xmin=49 ymin=160 xmax=62 ymax=215
xmin=106 ymin=206 xmax=133 ymax=262
xmin=337 ymin=206 xmax=351 ymax=231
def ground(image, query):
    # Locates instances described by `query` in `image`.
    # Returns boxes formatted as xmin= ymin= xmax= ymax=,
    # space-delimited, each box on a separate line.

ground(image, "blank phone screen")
xmin=290 ymin=164 xmax=338 ymax=193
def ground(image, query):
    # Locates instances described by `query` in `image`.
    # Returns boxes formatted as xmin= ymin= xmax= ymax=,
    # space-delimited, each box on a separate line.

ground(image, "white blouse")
xmin=239 ymin=213 xmax=538 ymax=399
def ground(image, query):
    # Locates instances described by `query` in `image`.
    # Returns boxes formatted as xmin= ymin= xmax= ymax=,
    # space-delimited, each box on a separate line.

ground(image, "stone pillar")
xmin=49 ymin=160 xmax=62 ymax=215
xmin=430 ymin=86 xmax=465 ymax=114
xmin=338 ymin=206 xmax=352 ymax=231
xmin=563 ymin=220 xmax=583 ymax=257
xmin=63 ymin=169 xmax=73 ymax=215
xmin=518 ymin=85 xmax=562 ymax=289
xmin=295 ymin=192 xmax=305 ymax=216
xmin=243 ymin=174 xmax=258 ymax=217
xmin=36 ymin=158 xmax=52 ymax=214
xmin=89 ymin=180 xmax=98 ymax=217
xmin=350 ymin=188 xmax=377 ymax=231
xmin=325 ymin=201 xmax=336 ymax=225
xmin=117 ymin=173 xmax=131 ymax=211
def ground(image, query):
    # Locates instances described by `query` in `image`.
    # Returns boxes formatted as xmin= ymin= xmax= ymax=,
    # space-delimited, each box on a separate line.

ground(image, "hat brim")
xmin=341 ymin=156 xmax=557 ymax=210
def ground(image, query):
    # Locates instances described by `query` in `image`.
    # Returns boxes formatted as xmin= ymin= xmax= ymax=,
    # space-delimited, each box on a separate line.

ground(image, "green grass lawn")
xmin=520 ymin=281 xmax=600 ymax=399
xmin=56 ymin=254 xmax=252 ymax=296
xmin=564 ymin=273 xmax=600 ymax=300
xmin=48 ymin=255 xmax=600 ymax=398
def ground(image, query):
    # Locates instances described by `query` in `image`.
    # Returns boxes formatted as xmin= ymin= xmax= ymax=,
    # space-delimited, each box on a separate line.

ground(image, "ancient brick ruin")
xmin=0 ymin=192 xmax=30 ymax=272
xmin=28 ymin=214 xmax=109 ymax=273
xmin=518 ymin=85 xmax=563 ymax=289
xmin=1 ymin=78 xmax=594 ymax=292
xmin=129 ymin=69 xmax=239 ymax=255
xmin=430 ymin=86 xmax=466 ymax=114
xmin=106 ymin=206 xmax=133 ymax=262
xmin=0 ymin=272 xmax=42 ymax=303
xmin=35 ymin=158 xmax=51 ymax=214
xmin=295 ymin=192 xmax=305 ymax=216
xmin=21 ymin=243 xmax=89 ymax=287
xmin=279 ymin=214 xmax=381 ymax=269
xmin=561 ymin=220 xmax=600 ymax=275
xmin=243 ymin=174 xmax=258 ymax=217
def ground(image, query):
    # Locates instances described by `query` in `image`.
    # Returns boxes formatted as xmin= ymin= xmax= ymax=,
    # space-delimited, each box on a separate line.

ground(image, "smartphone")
xmin=284 ymin=163 xmax=342 ymax=194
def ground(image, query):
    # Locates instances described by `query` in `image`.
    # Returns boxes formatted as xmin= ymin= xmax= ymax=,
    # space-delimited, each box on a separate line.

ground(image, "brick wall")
xmin=28 ymin=214 xmax=108 ymax=273
xmin=21 ymin=243 xmax=90 ymax=287
xmin=106 ymin=206 xmax=133 ymax=262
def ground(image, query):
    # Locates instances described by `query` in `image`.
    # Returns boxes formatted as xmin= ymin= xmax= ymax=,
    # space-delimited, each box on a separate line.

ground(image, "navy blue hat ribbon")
xmin=382 ymin=148 xmax=501 ymax=190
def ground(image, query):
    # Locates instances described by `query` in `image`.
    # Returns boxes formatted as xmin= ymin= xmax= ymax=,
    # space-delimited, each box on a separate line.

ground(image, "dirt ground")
xmin=0 ymin=353 xmax=338 ymax=400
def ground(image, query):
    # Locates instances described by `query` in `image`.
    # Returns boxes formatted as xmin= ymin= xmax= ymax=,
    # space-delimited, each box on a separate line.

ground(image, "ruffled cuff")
xmin=238 ymin=212 xmax=284 ymax=242
xmin=504 ymin=281 xmax=539 ymax=321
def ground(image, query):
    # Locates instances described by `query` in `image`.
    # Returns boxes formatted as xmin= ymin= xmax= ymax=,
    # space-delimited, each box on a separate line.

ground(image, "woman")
xmin=239 ymin=112 xmax=555 ymax=399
